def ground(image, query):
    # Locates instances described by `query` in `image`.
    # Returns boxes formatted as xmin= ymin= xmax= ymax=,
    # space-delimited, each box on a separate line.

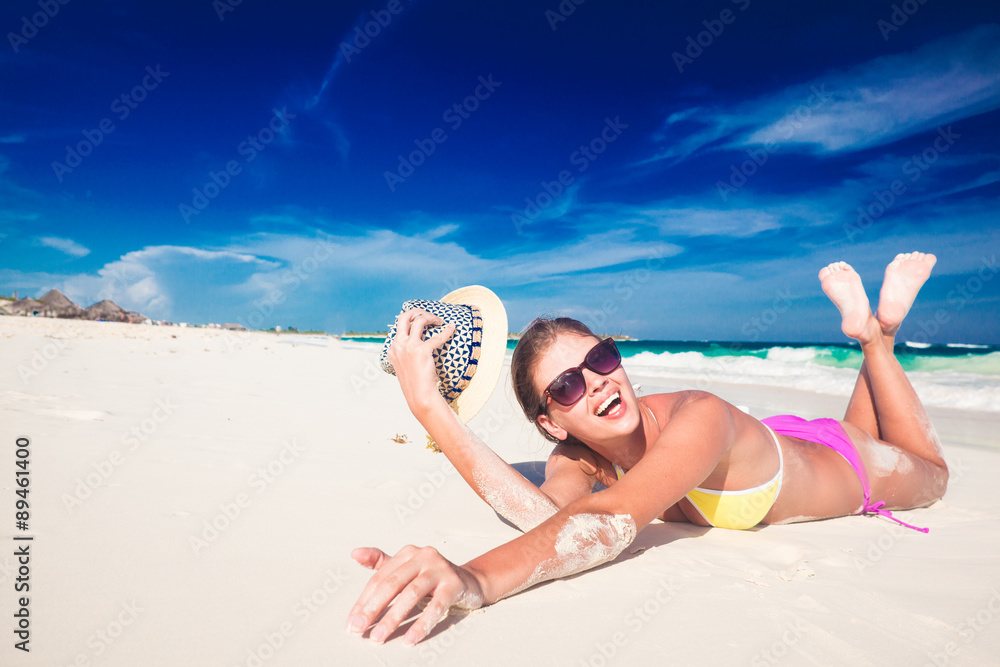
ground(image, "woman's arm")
xmin=348 ymin=393 xmax=737 ymax=645
xmin=415 ymin=395 xmax=561 ymax=530
xmin=388 ymin=309 xmax=583 ymax=531
xmin=463 ymin=393 xmax=735 ymax=600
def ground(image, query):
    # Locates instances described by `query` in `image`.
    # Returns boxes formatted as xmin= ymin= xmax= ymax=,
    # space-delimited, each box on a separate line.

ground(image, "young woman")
xmin=347 ymin=252 xmax=948 ymax=646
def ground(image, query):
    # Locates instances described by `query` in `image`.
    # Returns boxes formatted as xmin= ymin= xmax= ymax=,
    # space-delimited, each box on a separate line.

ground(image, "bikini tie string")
xmin=864 ymin=501 xmax=929 ymax=533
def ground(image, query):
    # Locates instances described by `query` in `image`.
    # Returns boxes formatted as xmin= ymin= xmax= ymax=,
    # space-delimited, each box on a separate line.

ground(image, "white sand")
xmin=1 ymin=317 xmax=998 ymax=666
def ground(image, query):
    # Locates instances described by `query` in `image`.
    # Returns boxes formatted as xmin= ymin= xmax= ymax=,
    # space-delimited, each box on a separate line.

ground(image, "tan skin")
xmin=348 ymin=252 xmax=948 ymax=646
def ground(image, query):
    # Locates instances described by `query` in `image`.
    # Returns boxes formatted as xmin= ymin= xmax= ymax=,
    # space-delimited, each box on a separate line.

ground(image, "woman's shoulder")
xmin=548 ymin=441 xmax=600 ymax=476
xmin=641 ymin=390 xmax=746 ymax=435
xmin=640 ymin=390 xmax=703 ymax=416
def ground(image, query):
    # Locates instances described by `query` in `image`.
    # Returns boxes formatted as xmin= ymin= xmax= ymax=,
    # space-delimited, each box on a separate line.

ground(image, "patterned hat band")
xmin=379 ymin=285 xmax=508 ymax=423
xmin=380 ymin=300 xmax=484 ymax=403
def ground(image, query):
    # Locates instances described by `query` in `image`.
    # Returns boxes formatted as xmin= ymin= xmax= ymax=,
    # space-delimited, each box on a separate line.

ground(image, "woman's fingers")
xmin=395 ymin=309 xmax=441 ymax=339
xmin=347 ymin=546 xmax=420 ymax=633
xmin=350 ymin=547 xmax=390 ymax=571
xmin=368 ymin=576 xmax=437 ymax=644
xmin=424 ymin=321 xmax=456 ymax=349
xmin=402 ymin=582 xmax=464 ymax=645
xmin=347 ymin=546 xmax=475 ymax=645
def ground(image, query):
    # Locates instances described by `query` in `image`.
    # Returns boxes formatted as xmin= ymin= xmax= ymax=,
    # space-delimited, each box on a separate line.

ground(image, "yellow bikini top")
xmin=613 ymin=404 xmax=783 ymax=530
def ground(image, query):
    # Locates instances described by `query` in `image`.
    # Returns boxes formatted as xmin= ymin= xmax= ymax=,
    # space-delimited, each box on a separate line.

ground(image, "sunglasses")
xmin=543 ymin=337 xmax=622 ymax=407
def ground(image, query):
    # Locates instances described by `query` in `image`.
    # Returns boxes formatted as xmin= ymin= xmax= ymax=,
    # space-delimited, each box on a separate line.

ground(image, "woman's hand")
xmin=347 ymin=545 xmax=485 ymax=645
xmin=386 ymin=309 xmax=455 ymax=416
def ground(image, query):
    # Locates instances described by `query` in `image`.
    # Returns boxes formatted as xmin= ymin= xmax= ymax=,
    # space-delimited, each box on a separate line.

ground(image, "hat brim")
xmin=440 ymin=285 xmax=508 ymax=422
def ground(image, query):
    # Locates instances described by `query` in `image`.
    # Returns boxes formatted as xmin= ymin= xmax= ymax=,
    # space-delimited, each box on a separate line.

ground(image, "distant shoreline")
xmin=342 ymin=332 xmax=635 ymax=341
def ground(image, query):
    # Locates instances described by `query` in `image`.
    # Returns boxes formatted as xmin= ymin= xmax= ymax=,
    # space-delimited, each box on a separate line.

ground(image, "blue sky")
xmin=1 ymin=0 xmax=998 ymax=342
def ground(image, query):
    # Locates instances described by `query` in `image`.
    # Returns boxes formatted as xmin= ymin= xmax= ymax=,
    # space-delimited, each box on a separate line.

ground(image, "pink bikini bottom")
xmin=761 ymin=415 xmax=928 ymax=533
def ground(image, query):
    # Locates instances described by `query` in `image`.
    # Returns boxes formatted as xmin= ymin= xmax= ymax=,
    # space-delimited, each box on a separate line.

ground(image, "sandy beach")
xmin=2 ymin=316 xmax=998 ymax=666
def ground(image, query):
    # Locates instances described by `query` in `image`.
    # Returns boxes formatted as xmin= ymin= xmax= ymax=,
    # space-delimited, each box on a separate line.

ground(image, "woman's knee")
xmin=929 ymin=459 xmax=949 ymax=501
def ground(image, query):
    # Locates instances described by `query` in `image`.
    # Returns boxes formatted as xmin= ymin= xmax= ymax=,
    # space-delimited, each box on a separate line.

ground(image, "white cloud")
xmin=37 ymin=236 xmax=90 ymax=257
xmin=16 ymin=190 xmax=995 ymax=334
xmin=567 ymin=197 xmax=840 ymax=238
xmin=650 ymin=25 xmax=1000 ymax=163
xmin=60 ymin=245 xmax=278 ymax=318
xmin=628 ymin=208 xmax=781 ymax=238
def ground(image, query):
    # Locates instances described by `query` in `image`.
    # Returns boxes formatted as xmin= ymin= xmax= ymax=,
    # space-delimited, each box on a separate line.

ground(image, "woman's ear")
xmin=537 ymin=413 xmax=568 ymax=441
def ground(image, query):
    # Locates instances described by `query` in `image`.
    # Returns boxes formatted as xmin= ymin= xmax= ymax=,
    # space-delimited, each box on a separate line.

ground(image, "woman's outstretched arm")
xmin=389 ymin=309 xmax=581 ymax=531
xmin=348 ymin=393 xmax=736 ymax=645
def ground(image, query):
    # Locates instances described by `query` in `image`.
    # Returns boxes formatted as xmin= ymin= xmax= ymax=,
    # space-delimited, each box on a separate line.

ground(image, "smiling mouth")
xmin=595 ymin=391 xmax=622 ymax=417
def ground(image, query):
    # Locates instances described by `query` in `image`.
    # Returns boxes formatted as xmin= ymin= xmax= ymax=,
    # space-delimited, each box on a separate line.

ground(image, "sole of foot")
xmin=819 ymin=261 xmax=872 ymax=340
xmin=876 ymin=252 xmax=937 ymax=336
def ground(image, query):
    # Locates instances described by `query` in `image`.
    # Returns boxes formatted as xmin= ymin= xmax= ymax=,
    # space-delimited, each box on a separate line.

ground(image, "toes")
xmin=888 ymin=251 xmax=937 ymax=271
xmin=820 ymin=261 xmax=856 ymax=280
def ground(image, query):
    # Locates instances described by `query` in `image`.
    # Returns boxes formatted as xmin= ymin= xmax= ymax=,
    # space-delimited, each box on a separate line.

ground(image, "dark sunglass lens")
xmin=548 ymin=370 xmax=586 ymax=406
xmin=587 ymin=339 xmax=621 ymax=374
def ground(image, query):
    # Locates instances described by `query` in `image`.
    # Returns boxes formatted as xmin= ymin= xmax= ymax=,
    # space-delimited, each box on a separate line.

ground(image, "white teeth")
xmin=596 ymin=392 xmax=620 ymax=416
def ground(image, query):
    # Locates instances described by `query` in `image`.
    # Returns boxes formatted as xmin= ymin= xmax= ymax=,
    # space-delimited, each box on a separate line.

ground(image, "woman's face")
xmin=532 ymin=333 xmax=641 ymax=445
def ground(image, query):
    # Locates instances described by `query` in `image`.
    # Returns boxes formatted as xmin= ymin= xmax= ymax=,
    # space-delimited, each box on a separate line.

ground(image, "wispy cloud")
xmin=37 ymin=236 xmax=90 ymax=257
xmin=649 ymin=24 xmax=1000 ymax=164
xmin=0 ymin=133 xmax=26 ymax=144
xmin=563 ymin=198 xmax=839 ymax=239
xmin=623 ymin=207 xmax=782 ymax=238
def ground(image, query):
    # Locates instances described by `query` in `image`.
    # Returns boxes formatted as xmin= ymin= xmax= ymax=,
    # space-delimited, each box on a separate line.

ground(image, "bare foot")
xmin=819 ymin=261 xmax=873 ymax=340
xmin=876 ymin=252 xmax=937 ymax=335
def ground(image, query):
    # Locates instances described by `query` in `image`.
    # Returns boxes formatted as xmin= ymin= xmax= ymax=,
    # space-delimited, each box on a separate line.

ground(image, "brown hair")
xmin=511 ymin=317 xmax=597 ymax=444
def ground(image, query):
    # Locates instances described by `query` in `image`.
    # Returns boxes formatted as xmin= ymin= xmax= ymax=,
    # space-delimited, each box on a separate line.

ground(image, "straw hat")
xmin=379 ymin=285 xmax=508 ymax=422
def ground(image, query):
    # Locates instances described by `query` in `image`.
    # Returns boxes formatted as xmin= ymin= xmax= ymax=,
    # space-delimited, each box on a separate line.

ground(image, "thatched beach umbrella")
xmin=40 ymin=289 xmax=85 ymax=319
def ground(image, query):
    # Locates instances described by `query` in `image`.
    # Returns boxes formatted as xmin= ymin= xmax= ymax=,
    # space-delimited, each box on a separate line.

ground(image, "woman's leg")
xmin=819 ymin=254 xmax=947 ymax=469
xmin=839 ymin=253 xmax=931 ymax=440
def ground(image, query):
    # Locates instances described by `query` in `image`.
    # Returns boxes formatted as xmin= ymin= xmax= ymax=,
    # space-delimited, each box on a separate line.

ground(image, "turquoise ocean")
xmin=342 ymin=338 xmax=1000 ymax=413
